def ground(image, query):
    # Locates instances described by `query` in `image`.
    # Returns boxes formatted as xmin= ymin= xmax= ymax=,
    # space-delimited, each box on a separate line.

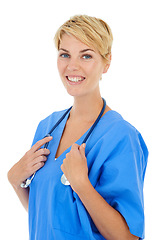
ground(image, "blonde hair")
xmin=54 ymin=15 xmax=113 ymax=63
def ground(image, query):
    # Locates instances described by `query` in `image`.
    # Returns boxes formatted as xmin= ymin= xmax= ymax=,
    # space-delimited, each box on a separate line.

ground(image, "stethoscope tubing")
xmin=43 ymin=106 xmax=72 ymax=149
xmin=20 ymin=98 xmax=106 ymax=188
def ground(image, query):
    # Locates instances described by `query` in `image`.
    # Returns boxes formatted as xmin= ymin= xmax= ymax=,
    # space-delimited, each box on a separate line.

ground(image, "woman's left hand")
xmin=61 ymin=143 xmax=89 ymax=193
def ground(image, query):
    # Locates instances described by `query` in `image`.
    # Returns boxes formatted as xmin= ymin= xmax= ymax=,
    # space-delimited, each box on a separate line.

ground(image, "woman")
xmin=8 ymin=15 xmax=148 ymax=240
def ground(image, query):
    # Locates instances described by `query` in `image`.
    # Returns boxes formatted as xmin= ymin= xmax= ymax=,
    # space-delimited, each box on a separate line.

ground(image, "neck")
xmin=70 ymin=93 xmax=104 ymax=122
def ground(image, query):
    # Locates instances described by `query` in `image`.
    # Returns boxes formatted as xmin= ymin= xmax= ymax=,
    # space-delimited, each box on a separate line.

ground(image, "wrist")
xmin=7 ymin=169 xmax=21 ymax=190
xmin=74 ymin=177 xmax=93 ymax=196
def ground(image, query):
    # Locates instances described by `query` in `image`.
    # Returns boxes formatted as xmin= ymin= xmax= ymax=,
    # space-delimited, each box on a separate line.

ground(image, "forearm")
xmin=7 ymin=137 xmax=52 ymax=212
xmin=61 ymin=144 xmax=138 ymax=239
xmin=76 ymin=180 xmax=138 ymax=240
xmin=8 ymin=171 xmax=29 ymax=212
xmin=13 ymin=185 xmax=29 ymax=212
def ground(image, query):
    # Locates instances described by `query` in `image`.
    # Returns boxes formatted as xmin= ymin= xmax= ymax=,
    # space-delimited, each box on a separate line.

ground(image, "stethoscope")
xmin=21 ymin=98 xmax=106 ymax=188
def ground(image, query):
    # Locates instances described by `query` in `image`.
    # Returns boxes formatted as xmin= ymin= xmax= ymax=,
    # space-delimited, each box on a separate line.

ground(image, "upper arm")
xmin=95 ymin=129 xmax=148 ymax=239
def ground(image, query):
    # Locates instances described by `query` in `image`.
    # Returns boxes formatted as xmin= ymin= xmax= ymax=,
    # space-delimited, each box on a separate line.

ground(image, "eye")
xmin=59 ymin=53 xmax=70 ymax=58
xmin=82 ymin=54 xmax=92 ymax=60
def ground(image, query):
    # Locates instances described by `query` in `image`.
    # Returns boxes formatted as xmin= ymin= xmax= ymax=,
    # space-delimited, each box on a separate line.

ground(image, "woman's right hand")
xmin=8 ymin=136 xmax=53 ymax=188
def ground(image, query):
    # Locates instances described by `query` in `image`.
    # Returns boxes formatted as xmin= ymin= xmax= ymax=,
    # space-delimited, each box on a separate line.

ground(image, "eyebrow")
xmin=80 ymin=48 xmax=95 ymax=53
xmin=59 ymin=48 xmax=95 ymax=53
xmin=59 ymin=48 xmax=69 ymax=52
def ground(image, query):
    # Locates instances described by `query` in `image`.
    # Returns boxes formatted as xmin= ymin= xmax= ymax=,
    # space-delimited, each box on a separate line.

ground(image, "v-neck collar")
xmin=53 ymin=109 xmax=116 ymax=162
xmin=54 ymin=110 xmax=90 ymax=161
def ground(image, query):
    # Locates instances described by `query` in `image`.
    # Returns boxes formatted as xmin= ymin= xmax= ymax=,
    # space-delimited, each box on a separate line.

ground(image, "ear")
xmin=103 ymin=53 xmax=112 ymax=73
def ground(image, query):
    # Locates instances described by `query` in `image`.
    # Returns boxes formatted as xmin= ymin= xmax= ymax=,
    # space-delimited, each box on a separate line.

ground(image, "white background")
xmin=0 ymin=0 xmax=159 ymax=239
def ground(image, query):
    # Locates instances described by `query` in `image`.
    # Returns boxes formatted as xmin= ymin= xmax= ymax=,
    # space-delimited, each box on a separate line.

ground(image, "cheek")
xmin=85 ymin=62 xmax=103 ymax=79
xmin=57 ymin=59 xmax=65 ymax=76
xmin=83 ymin=62 xmax=96 ymax=75
xmin=57 ymin=60 xmax=61 ymax=71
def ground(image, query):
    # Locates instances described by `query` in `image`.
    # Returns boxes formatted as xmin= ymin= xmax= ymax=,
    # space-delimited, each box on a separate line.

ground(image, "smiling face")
xmin=57 ymin=34 xmax=109 ymax=98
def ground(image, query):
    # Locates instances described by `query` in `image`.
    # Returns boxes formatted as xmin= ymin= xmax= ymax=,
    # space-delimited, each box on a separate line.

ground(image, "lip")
xmin=65 ymin=75 xmax=86 ymax=85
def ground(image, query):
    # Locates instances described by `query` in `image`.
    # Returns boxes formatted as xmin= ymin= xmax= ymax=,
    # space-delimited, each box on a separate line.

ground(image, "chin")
xmin=65 ymin=87 xmax=87 ymax=98
xmin=66 ymin=90 xmax=83 ymax=97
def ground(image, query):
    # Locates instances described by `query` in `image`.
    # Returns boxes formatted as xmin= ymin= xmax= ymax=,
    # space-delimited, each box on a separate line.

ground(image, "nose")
xmin=67 ymin=58 xmax=80 ymax=71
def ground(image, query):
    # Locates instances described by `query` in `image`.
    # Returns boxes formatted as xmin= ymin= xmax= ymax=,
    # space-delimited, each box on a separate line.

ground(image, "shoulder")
xmin=97 ymin=110 xmax=148 ymax=156
xmin=96 ymin=111 xmax=148 ymax=177
xmin=100 ymin=110 xmax=139 ymax=139
xmin=39 ymin=109 xmax=68 ymax=128
xmin=31 ymin=108 xmax=69 ymax=145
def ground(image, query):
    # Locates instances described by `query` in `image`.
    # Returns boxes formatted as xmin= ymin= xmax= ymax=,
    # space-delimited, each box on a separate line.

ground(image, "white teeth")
xmin=67 ymin=76 xmax=85 ymax=82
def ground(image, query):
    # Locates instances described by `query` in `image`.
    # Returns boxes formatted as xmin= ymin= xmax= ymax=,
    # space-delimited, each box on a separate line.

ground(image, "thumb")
xmin=79 ymin=143 xmax=86 ymax=158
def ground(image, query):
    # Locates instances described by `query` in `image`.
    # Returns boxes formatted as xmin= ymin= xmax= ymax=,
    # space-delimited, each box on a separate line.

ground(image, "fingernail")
xmin=82 ymin=143 xmax=86 ymax=148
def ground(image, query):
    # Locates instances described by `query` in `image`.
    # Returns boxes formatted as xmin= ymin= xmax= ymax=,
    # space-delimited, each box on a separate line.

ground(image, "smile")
xmin=66 ymin=76 xmax=85 ymax=82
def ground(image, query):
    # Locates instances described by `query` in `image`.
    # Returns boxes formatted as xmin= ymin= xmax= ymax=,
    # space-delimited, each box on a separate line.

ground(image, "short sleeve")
xmin=31 ymin=119 xmax=47 ymax=147
xmin=31 ymin=122 xmax=41 ymax=147
xmin=95 ymin=128 xmax=148 ymax=239
xmin=30 ymin=110 xmax=66 ymax=148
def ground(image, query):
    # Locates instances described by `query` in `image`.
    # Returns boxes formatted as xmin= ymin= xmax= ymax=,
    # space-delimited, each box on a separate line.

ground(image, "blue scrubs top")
xmin=28 ymin=109 xmax=148 ymax=240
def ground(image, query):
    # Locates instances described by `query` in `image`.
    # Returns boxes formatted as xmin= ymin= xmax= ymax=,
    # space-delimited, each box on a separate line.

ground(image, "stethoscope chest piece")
xmin=61 ymin=174 xmax=70 ymax=185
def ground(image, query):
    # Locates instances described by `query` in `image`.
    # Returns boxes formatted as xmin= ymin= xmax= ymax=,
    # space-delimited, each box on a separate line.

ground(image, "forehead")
xmin=59 ymin=33 xmax=96 ymax=52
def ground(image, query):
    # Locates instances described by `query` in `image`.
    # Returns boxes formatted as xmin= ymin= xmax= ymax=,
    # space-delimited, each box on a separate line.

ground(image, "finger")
xmin=60 ymin=164 xmax=64 ymax=173
xmin=20 ymin=155 xmax=47 ymax=180
xmin=31 ymin=136 xmax=53 ymax=153
xmin=32 ymin=161 xmax=45 ymax=173
xmin=33 ymin=148 xmax=50 ymax=159
xmin=33 ymin=155 xmax=47 ymax=165
xmin=79 ymin=143 xmax=86 ymax=158
xmin=71 ymin=143 xmax=79 ymax=151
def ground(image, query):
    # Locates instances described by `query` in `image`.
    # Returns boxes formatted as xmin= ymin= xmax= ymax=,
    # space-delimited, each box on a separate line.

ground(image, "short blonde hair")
xmin=54 ymin=15 xmax=113 ymax=63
